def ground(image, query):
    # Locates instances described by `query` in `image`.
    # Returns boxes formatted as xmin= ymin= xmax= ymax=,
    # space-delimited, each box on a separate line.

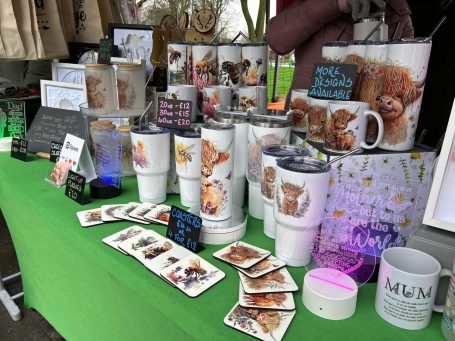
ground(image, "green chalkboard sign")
xmin=0 ymin=101 xmax=26 ymax=138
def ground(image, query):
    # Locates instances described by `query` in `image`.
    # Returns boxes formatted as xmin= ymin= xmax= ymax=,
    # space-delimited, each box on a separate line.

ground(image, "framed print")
xmin=424 ymin=98 xmax=455 ymax=231
xmin=108 ymin=24 xmax=154 ymax=78
xmin=62 ymin=42 xmax=119 ymax=64
xmin=52 ymin=62 xmax=86 ymax=84
xmin=40 ymin=80 xmax=87 ymax=112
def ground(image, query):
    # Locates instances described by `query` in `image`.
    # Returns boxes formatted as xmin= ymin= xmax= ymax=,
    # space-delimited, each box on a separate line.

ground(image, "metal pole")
xmin=271 ymin=0 xmax=284 ymax=103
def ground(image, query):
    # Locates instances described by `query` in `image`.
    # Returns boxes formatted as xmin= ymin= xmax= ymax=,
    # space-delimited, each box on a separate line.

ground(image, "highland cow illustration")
xmin=360 ymin=64 xmax=424 ymax=145
xmin=220 ymin=242 xmax=265 ymax=265
xmin=201 ymin=138 xmax=232 ymax=177
xmin=200 ymin=176 xmax=224 ymax=217
xmin=307 ymin=106 xmax=327 ymax=141
xmin=243 ymin=270 xmax=288 ymax=291
xmin=344 ymin=53 xmax=366 ymax=100
xmin=261 ymin=166 xmax=276 ymax=199
xmin=278 ymin=180 xmax=306 ymax=216
xmin=290 ymin=97 xmax=309 ymax=128
xmin=325 ymin=108 xmax=358 ymax=151
xmin=86 ymin=75 xmax=105 ymax=108
xmin=117 ymin=79 xmax=129 ymax=109
xmin=243 ymin=293 xmax=288 ymax=308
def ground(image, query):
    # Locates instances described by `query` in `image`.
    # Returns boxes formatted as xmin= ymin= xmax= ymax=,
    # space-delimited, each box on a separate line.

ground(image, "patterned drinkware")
xmin=116 ymin=63 xmax=146 ymax=109
xmin=84 ymin=64 xmax=117 ymax=112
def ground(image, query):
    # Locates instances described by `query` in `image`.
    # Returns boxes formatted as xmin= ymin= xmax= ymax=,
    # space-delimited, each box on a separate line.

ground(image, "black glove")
xmin=347 ymin=0 xmax=386 ymax=21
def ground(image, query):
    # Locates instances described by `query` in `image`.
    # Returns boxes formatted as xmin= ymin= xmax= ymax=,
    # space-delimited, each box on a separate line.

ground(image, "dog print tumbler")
xmin=274 ymin=157 xmax=331 ymax=267
xmin=200 ymin=122 xmax=235 ymax=221
xmin=213 ymin=111 xmax=250 ymax=208
xmin=262 ymin=145 xmax=309 ymax=239
xmin=175 ymin=128 xmax=202 ymax=207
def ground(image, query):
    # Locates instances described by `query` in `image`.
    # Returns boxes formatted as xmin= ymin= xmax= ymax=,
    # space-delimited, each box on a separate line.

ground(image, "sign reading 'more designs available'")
xmin=308 ymin=63 xmax=357 ymax=100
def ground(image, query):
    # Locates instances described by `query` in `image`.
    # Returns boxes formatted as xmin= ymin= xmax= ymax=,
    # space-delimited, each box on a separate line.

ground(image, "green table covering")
xmin=0 ymin=153 xmax=444 ymax=340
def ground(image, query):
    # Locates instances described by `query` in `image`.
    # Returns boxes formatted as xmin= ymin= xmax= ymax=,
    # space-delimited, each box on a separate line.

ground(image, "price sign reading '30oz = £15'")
xmin=156 ymin=98 xmax=192 ymax=130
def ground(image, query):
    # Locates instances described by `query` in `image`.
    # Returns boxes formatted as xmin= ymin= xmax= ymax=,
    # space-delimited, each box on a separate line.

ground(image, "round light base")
xmin=302 ymin=268 xmax=358 ymax=320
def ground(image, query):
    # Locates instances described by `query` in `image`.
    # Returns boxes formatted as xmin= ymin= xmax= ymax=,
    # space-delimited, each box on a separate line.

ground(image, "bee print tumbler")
xmin=217 ymin=43 xmax=242 ymax=91
xmin=200 ymin=122 xmax=235 ymax=221
xmin=274 ymin=156 xmax=330 ymax=267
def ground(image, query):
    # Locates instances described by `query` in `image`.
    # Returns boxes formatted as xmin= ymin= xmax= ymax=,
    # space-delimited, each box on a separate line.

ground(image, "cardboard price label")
xmin=156 ymin=99 xmax=192 ymax=130
xmin=49 ymin=141 xmax=63 ymax=163
xmin=10 ymin=137 xmax=28 ymax=161
xmin=65 ymin=170 xmax=89 ymax=205
xmin=166 ymin=206 xmax=202 ymax=253
xmin=308 ymin=63 xmax=357 ymax=100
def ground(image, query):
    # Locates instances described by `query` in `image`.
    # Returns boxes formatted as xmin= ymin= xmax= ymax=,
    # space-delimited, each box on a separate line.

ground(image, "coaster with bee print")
xmin=239 ymin=268 xmax=298 ymax=294
xmin=235 ymin=256 xmax=286 ymax=279
xmin=134 ymin=238 xmax=176 ymax=264
xmin=224 ymin=302 xmax=296 ymax=341
xmin=128 ymin=203 xmax=157 ymax=223
xmin=114 ymin=202 xmax=150 ymax=224
xmin=117 ymin=229 xmax=163 ymax=256
xmin=144 ymin=245 xmax=192 ymax=276
xmin=238 ymin=284 xmax=295 ymax=311
xmin=101 ymin=204 xmax=125 ymax=222
xmin=102 ymin=226 xmax=146 ymax=254
xmin=77 ymin=208 xmax=104 ymax=227
xmin=143 ymin=204 xmax=171 ymax=225
xmin=161 ymin=254 xmax=225 ymax=297
xmin=213 ymin=241 xmax=271 ymax=269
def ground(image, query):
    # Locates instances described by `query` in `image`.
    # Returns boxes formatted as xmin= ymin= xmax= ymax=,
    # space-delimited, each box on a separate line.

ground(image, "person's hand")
xmin=347 ymin=0 xmax=386 ymax=21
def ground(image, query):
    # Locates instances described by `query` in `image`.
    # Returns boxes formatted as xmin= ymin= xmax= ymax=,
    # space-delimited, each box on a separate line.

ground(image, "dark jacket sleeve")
xmin=266 ymin=0 xmax=343 ymax=55
xmin=400 ymin=15 xmax=414 ymax=38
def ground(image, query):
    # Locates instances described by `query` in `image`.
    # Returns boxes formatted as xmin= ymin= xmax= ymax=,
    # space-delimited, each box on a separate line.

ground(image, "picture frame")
xmin=40 ymin=80 xmax=87 ymax=112
xmin=423 ymin=98 xmax=455 ymax=232
xmin=62 ymin=42 xmax=119 ymax=64
xmin=108 ymin=23 xmax=154 ymax=78
xmin=51 ymin=62 xmax=86 ymax=84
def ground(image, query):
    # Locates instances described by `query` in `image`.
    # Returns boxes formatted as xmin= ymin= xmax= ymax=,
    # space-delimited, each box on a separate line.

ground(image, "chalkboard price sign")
xmin=98 ymin=38 xmax=114 ymax=64
xmin=156 ymin=99 xmax=192 ymax=130
xmin=65 ymin=170 xmax=90 ymax=205
xmin=308 ymin=63 xmax=357 ymax=100
xmin=166 ymin=206 xmax=202 ymax=253
xmin=49 ymin=141 xmax=63 ymax=163
xmin=10 ymin=138 xmax=28 ymax=161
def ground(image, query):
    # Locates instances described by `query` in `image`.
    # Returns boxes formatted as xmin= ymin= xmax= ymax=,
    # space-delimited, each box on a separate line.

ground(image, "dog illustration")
xmin=117 ymin=79 xmax=129 ymax=109
xmin=325 ymin=108 xmax=358 ymax=151
xmin=290 ymin=97 xmax=309 ymax=128
xmin=201 ymin=139 xmax=231 ymax=177
xmin=279 ymin=180 xmax=305 ymax=216
xmin=200 ymin=176 xmax=223 ymax=216
xmin=261 ymin=166 xmax=276 ymax=199
xmin=86 ymin=75 xmax=105 ymax=108
xmin=307 ymin=106 xmax=326 ymax=141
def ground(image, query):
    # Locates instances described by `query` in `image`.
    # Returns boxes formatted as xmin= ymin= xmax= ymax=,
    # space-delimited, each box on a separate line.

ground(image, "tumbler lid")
xmin=131 ymin=126 xmax=169 ymax=135
xmin=263 ymin=144 xmax=310 ymax=157
xmin=323 ymin=41 xmax=349 ymax=47
xmin=85 ymin=63 xmax=112 ymax=69
xmin=251 ymin=115 xmax=291 ymax=128
xmin=175 ymin=127 xmax=201 ymax=138
xmin=213 ymin=111 xmax=249 ymax=124
xmin=277 ymin=156 xmax=330 ymax=173
xmin=202 ymin=121 xmax=235 ymax=130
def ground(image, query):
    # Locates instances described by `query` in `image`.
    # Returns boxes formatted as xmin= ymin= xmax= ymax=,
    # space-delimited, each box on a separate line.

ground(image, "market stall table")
xmin=0 ymin=153 xmax=443 ymax=340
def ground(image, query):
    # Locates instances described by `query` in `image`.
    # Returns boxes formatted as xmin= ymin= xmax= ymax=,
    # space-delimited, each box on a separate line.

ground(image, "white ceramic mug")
xmin=325 ymin=100 xmax=384 ymax=153
xmin=274 ymin=156 xmax=330 ymax=266
xmin=375 ymin=247 xmax=451 ymax=330
xmin=131 ymin=126 xmax=170 ymax=204
xmin=289 ymin=89 xmax=310 ymax=132
xmin=166 ymin=85 xmax=198 ymax=122
xmin=202 ymin=85 xmax=232 ymax=119
xmin=247 ymin=116 xmax=291 ymax=219
xmin=200 ymin=122 xmax=235 ymax=221
xmin=175 ymin=128 xmax=201 ymax=207
xmin=262 ymin=145 xmax=309 ymax=239
xmin=213 ymin=111 xmax=250 ymax=208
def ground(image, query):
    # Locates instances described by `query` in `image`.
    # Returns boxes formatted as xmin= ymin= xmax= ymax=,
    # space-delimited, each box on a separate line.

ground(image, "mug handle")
xmin=360 ymin=110 xmax=384 ymax=150
xmin=433 ymin=269 xmax=453 ymax=313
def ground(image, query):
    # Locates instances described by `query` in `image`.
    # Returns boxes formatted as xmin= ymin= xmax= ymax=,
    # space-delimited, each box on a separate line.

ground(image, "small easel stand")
xmin=0 ymin=269 xmax=23 ymax=321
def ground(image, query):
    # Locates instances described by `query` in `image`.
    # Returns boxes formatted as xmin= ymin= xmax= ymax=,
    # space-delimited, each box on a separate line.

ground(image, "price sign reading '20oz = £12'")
xmin=156 ymin=98 xmax=192 ymax=130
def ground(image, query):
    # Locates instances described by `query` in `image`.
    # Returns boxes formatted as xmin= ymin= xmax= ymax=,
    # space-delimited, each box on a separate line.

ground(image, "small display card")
xmin=308 ymin=63 xmax=357 ymax=100
xmin=65 ymin=170 xmax=89 ymax=205
xmin=10 ymin=137 xmax=28 ymax=161
xmin=166 ymin=206 xmax=202 ymax=253
xmin=156 ymin=98 xmax=192 ymax=130
xmin=49 ymin=141 xmax=63 ymax=163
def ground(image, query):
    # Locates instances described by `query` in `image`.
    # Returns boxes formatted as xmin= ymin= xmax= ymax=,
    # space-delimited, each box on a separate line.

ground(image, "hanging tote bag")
xmin=72 ymin=0 xmax=104 ymax=43
xmin=0 ymin=0 xmax=26 ymax=59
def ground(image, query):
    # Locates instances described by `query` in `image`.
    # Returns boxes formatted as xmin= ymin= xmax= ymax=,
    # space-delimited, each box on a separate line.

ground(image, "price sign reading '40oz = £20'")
xmin=156 ymin=98 xmax=192 ymax=130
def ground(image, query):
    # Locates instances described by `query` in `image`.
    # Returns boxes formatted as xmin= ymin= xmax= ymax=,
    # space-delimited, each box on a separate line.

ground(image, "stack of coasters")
xmin=102 ymin=226 xmax=224 ymax=297
xmin=76 ymin=203 xmax=171 ymax=227
xmin=213 ymin=241 xmax=297 ymax=341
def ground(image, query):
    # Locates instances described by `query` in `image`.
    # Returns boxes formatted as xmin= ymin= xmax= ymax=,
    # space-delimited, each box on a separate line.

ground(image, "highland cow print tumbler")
xmin=289 ymin=89 xmax=310 ymax=132
xmin=167 ymin=43 xmax=188 ymax=85
xmin=217 ymin=43 xmax=242 ymax=91
xmin=241 ymin=43 xmax=268 ymax=86
xmin=321 ymin=41 xmax=348 ymax=63
xmin=131 ymin=126 xmax=170 ymax=204
xmin=200 ymin=122 xmax=235 ymax=221
xmin=214 ymin=111 xmax=250 ymax=207
xmin=274 ymin=157 xmax=331 ymax=267
xmin=262 ymin=145 xmax=309 ymax=239
xmin=247 ymin=116 xmax=291 ymax=219
xmin=175 ymin=128 xmax=202 ymax=207
xmin=166 ymin=85 xmax=198 ymax=122
xmin=345 ymin=41 xmax=367 ymax=100
xmin=116 ymin=64 xmax=146 ymax=109
xmin=85 ymin=64 xmax=117 ymax=112
xmin=378 ymin=38 xmax=432 ymax=151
